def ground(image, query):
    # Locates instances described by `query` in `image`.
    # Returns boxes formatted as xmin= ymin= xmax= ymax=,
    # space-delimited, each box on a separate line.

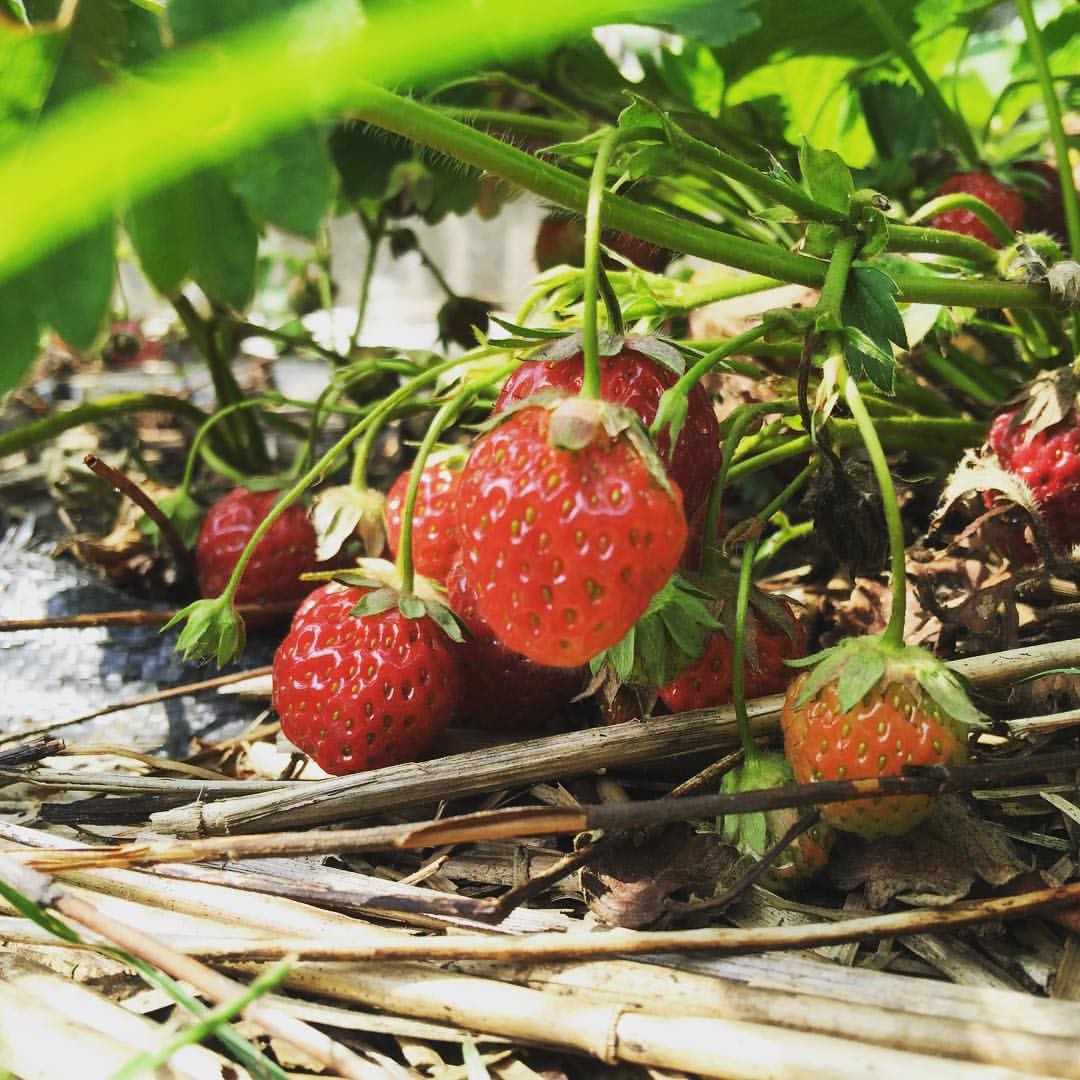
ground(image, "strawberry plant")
xmin=4 ymin=1 xmax=1080 ymax=1071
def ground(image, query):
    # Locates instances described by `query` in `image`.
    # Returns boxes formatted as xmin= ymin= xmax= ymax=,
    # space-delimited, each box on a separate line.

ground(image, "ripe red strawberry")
xmin=659 ymin=603 xmax=804 ymax=712
xmin=273 ymin=580 xmax=460 ymax=774
xmin=457 ymin=398 xmax=688 ymax=668
xmin=495 ymin=346 xmax=721 ymax=515
xmin=780 ymin=638 xmax=979 ymax=838
xmin=196 ymin=488 xmax=318 ymax=609
xmin=534 ymin=213 xmax=673 ymax=273
xmin=446 ymin=559 xmax=585 ymax=730
xmin=385 ymin=452 xmax=464 ymax=582
xmin=929 ymin=172 xmax=1023 ymax=248
xmin=988 ymin=393 xmax=1080 ymax=552
xmin=720 ymin=753 xmax=834 ymax=893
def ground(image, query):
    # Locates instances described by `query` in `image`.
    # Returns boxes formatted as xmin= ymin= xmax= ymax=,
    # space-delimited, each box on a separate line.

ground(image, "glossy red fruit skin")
xmin=495 ymin=348 xmax=721 ymax=515
xmin=534 ymin=215 xmax=674 ymax=273
xmin=930 ymin=172 xmax=1023 ymax=248
xmin=196 ymin=488 xmax=318 ymax=608
xmin=780 ymin=675 xmax=966 ymax=839
xmin=457 ymin=406 xmax=688 ymax=668
xmin=658 ymin=609 xmax=804 ymax=712
xmin=385 ymin=460 xmax=462 ymax=583
xmin=273 ymin=583 xmax=459 ymax=775
xmin=446 ymin=560 xmax=585 ymax=730
xmin=988 ymin=406 xmax=1080 ymax=551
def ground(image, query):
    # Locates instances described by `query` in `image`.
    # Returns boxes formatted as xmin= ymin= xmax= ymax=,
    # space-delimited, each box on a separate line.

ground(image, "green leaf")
xmin=836 ymin=648 xmax=885 ymax=712
xmin=858 ymin=80 xmax=940 ymax=162
xmin=169 ymin=0 xmax=309 ymax=44
xmin=842 ymin=266 xmax=908 ymax=395
xmin=127 ymin=176 xmax=198 ymax=294
xmin=350 ymin=587 xmax=397 ymax=619
xmin=798 ymin=139 xmax=853 ymax=214
xmin=138 ymin=492 xmax=203 ymax=550
xmin=0 ymin=277 xmax=41 ymax=397
xmin=843 ymin=325 xmax=896 ymax=394
xmin=653 ymin=0 xmax=761 ymax=46
xmin=397 ymin=593 xmax=426 ymax=619
xmin=231 ymin=126 xmax=333 ymax=240
xmin=329 ymin=122 xmax=413 ymax=204
xmin=606 ymin=627 xmax=637 ymax=682
xmin=0 ymin=22 xmax=62 ymax=153
xmin=425 ymin=599 xmax=464 ymax=644
xmin=189 ymin=169 xmax=259 ymax=310
xmin=28 ymin=222 xmax=115 ymax=350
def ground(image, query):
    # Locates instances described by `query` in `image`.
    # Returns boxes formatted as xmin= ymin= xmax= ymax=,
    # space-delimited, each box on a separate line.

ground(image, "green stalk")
xmin=350 ymin=208 xmax=386 ymax=354
xmin=756 ymin=460 xmax=818 ymax=524
xmin=671 ymin=326 xmax=768 ymax=398
xmin=837 ymin=358 xmax=907 ymax=647
xmin=581 ymin=129 xmax=620 ymax=400
xmin=675 ymin=130 xmax=844 ymax=224
xmin=436 ymin=106 xmax=587 ymax=141
xmin=217 ymin=358 xmax=468 ymax=603
xmin=860 ymin=0 xmax=979 ymax=165
xmin=816 ymin=234 xmax=858 ymax=328
xmin=0 ymin=393 xmax=208 ymax=459
xmin=173 ymin=295 xmax=268 ymax=470
xmin=395 ymin=363 xmax=513 ymax=592
xmin=1015 ymin=0 xmax=1080 ymax=258
xmin=908 ymin=195 xmax=1015 ymax=248
xmin=731 ymin=538 xmax=760 ymax=762
xmin=886 ymin=223 xmax=998 ymax=267
xmin=177 ymin=396 xmax=279 ymax=498
xmin=351 ymin=86 xmax=1051 ymax=310
xmin=349 ymin=419 xmax=380 ymax=490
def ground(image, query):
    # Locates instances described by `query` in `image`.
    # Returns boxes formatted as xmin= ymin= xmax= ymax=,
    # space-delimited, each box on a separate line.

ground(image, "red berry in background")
xmin=385 ymin=453 xmax=464 ymax=583
xmin=534 ymin=213 xmax=674 ymax=273
xmin=196 ymin=488 xmax=319 ymax=610
xmin=273 ymin=582 xmax=459 ymax=775
xmin=1015 ymin=161 xmax=1073 ymax=244
xmin=457 ymin=401 xmax=688 ymax=668
xmin=781 ymin=674 xmax=966 ymax=839
xmin=495 ymin=348 xmax=721 ymax=515
xmin=929 ymin=172 xmax=1023 ymax=248
xmin=446 ymin=560 xmax=585 ymax=731
xmin=987 ymin=403 xmax=1080 ymax=552
xmin=658 ymin=604 xmax=803 ymax=713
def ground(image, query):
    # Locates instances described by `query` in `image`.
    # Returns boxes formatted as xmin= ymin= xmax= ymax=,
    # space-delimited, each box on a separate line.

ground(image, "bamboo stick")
xmin=268 ymin=961 xmax=1050 ymax=1080
xmin=0 ymin=954 xmax=250 ymax=1080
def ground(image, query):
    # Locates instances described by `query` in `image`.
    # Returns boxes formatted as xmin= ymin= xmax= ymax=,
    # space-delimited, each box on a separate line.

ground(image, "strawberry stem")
xmin=1015 ymin=0 xmax=1080 ymax=260
xmin=581 ymin=128 xmax=620 ymax=400
xmin=908 ymin=194 xmax=1015 ymax=249
xmin=838 ymin=358 xmax=908 ymax=648
xmin=349 ymin=207 xmax=386 ymax=353
xmin=215 ymin=357 xmax=469 ymax=609
xmin=731 ymin=538 xmax=760 ymax=763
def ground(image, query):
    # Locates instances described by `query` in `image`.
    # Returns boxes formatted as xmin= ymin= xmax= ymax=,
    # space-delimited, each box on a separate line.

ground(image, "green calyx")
xmin=163 ymin=595 xmax=246 ymax=668
xmin=591 ymin=572 xmax=721 ymax=688
xmin=524 ymin=330 xmax=687 ymax=377
xmin=719 ymin=752 xmax=796 ymax=857
xmin=546 ymin=396 xmax=677 ymax=498
xmin=787 ymin=634 xmax=986 ymax=730
xmin=320 ymin=557 xmax=463 ymax=644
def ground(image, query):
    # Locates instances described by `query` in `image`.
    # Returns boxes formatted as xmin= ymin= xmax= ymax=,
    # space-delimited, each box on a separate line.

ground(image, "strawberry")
xmin=446 ymin=559 xmax=585 ymax=730
xmin=272 ymin=574 xmax=460 ymax=775
xmin=780 ymin=637 xmax=981 ymax=839
xmin=929 ymin=172 xmax=1023 ymax=248
xmin=534 ymin=212 xmax=673 ymax=273
xmin=1015 ymin=161 xmax=1074 ymax=244
xmin=719 ymin=753 xmax=834 ymax=893
xmin=495 ymin=344 xmax=721 ymax=515
xmin=456 ymin=397 xmax=688 ymax=668
xmin=659 ymin=601 xmax=803 ymax=713
xmin=986 ymin=368 xmax=1080 ymax=552
xmin=385 ymin=451 xmax=464 ymax=582
xmin=196 ymin=488 xmax=319 ymax=610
